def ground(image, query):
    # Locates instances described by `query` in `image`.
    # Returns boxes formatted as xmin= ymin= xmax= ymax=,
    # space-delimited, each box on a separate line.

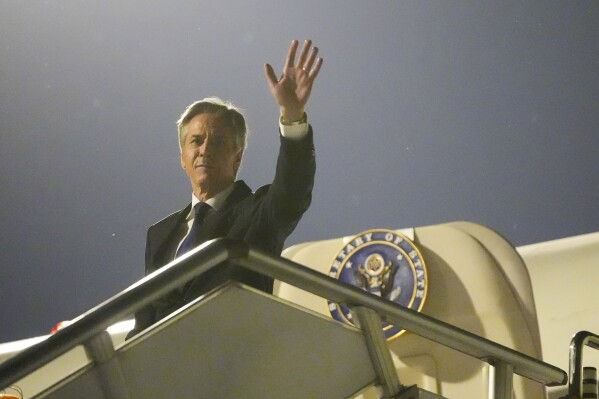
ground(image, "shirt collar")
xmin=188 ymin=183 xmax=235 ymax=220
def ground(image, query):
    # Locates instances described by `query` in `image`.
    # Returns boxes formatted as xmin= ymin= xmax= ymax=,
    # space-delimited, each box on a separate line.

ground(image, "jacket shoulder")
xmin=149 ymin=205 xmax=190 ymax=232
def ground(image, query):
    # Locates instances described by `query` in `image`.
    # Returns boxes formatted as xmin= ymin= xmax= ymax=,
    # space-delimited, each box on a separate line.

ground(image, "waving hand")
xmin=265 ymin=39 xmax=323 ymax=122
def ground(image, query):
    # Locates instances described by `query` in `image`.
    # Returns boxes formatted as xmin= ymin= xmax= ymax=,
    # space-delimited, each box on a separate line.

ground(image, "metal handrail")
xmin=0 ymin=238 xmax=568 ymax=391
xmin=568 ymin=330 xmax=599 ymax=397
xmin=239 ymin=247 xmax=567 ymax=386
xmin=0 ymin=239 xmax=239 ymax=389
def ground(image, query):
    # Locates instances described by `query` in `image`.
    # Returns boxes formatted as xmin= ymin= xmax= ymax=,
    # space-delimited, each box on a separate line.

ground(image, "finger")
xmin=284 ymin=40 xmax=299 ymax=70
xmin=304 ymin=46 xmax=319 ymax=71
xmin=264 ymin=63 xmax=278 ymax=87
xmin=296 ymin=39 xmax=312 ymax=69
xmin=308 ymin=57 xmax=324 ymax=80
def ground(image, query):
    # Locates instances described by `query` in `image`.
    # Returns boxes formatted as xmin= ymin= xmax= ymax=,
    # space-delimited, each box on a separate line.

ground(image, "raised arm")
xmin=265 ymin=39 xmax=324 ymax=123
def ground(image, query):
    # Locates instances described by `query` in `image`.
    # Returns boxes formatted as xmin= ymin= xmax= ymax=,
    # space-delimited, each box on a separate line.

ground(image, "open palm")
xmin=265 ymin=40 xmax=323 ymax=121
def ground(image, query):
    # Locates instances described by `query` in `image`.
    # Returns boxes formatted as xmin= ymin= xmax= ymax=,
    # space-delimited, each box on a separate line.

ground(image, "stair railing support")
xmin=352 ymin=306 xmax=403 ymax=398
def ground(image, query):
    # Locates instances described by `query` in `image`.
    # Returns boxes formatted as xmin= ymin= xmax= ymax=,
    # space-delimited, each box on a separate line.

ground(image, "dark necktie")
xmin=175 ymin=202 xmax=212 ymax=258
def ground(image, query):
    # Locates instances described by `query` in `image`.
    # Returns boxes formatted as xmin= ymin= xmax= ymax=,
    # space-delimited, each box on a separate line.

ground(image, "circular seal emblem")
xmin=328 ymin=229 xmax=428 ymax=341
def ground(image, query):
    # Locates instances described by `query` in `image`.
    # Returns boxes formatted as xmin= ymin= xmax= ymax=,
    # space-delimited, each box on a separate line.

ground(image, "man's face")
xmin=180 ymin=113 xmax=243 ymax=199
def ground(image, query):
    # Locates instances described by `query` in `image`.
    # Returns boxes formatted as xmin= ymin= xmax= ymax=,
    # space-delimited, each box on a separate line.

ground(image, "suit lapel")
xmin=220 ymin=180 xmax=252 ymax=210
xmin=149 ymin=204 xmax=191 ymax=269
xmin=198 ymin=181 xmax=253 ymax=241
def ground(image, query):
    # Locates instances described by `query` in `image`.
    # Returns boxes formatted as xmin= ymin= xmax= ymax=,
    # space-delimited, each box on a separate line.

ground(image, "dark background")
xmin=1 ymin=2 xmax=597 ymax=343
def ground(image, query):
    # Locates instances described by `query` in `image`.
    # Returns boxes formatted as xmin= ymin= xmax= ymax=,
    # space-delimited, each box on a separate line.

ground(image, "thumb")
xmin=264 ymin=63 xmax=278 ymax=88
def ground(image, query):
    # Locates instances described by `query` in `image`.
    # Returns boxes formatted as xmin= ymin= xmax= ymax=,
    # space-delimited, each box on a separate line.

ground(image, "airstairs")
xmin=0 ymin=236 xmax=596 ymax=398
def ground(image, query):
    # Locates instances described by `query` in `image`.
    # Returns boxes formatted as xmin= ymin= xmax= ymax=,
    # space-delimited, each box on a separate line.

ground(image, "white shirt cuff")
xmin=279 ymin=120 xmax=309 ymax=140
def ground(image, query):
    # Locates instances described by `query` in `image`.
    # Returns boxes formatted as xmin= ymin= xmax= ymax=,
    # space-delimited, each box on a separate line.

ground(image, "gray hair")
xmin=176 ymin=97 xmax=248 ymax=151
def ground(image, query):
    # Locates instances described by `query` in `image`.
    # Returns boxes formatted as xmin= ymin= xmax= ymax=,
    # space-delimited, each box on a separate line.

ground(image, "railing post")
xmin=84 ymin=331 xmax=130 ymax=399
xmin=352 ymin=306 xmax=403 ymax=399
xmin=491 ymin=360 xmax=514 ymax=399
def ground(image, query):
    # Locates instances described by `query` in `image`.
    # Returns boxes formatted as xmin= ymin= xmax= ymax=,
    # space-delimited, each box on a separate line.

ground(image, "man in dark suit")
xmin=127 ymin=39 xmax=323 ymax=338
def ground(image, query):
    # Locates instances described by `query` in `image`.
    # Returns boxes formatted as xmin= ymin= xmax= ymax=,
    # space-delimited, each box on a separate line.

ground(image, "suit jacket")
xmin=127 ymin=129 xmax=315 ymax=338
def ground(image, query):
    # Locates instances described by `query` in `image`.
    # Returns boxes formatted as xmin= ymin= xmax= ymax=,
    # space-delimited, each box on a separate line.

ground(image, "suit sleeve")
xmin=262 ymin=126 xmax=316 ymax=238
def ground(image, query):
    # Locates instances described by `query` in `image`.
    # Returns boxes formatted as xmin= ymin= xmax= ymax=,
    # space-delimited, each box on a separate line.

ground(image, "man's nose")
xmin=200 ymin=135 xmax=215 ymax=155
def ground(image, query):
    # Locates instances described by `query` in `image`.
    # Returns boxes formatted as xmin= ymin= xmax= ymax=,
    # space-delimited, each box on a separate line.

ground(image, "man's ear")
xmin=233 ymin=149 xmax=244 ymax=175
xmin=179 ymin=127 xmax=187 ymax=170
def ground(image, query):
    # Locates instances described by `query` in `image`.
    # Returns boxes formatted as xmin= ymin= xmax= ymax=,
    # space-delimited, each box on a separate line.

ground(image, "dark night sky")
xmin=1 ymin=2 xmax=598 ymax=343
